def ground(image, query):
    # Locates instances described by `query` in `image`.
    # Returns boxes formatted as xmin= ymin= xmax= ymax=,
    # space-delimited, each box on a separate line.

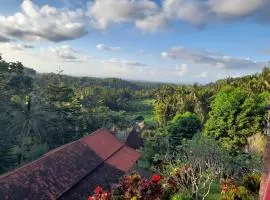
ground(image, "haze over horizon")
xmin=0 ymin=0 xmax=269 ymax=83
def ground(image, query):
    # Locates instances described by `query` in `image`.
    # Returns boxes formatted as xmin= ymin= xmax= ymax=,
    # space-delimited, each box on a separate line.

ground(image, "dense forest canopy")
xmin=0 ymin=56 xmax=269 ymax=199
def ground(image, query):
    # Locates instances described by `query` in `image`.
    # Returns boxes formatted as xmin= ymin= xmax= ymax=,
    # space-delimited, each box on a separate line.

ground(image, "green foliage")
xmin=204 ymin=86 xmax=269 ymax=152
xmin=168 ymin=112 xmax=201 ymax=152
xmin=138 ymin=127 xmax=169 ymax=169
xmin=126 ymin=99 xmax=155 ymax=126
xmin=205 ymin=183 xmax=221 ymax=200
xmin=182 ymin=135 xmax=262 ymax=179
xmin=181 ymin=135 xmax=231 ymax=175
xmin=23 ymin=143 xmax=49 ymax=162
xmin=0 ymin=56 xmax=158 ymax=175
xmin=170 ymin=193 xmax=193 ymax=200
xmin=242 ymin=173 xmax=260 ymax=195
xmin=220 ymin=178 xmax=258 ymax=200
xmin=0 ymin=139 xmax=16 ymax=174
xmin=154 ymin=84 xmax=215 ymax=124
xmin=0 ymin=52 xmax=269 ymax=187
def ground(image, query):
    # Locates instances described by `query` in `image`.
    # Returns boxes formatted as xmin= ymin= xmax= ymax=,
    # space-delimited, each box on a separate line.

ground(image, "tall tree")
xmin=204 ymin=86 xmax=269 ymax=152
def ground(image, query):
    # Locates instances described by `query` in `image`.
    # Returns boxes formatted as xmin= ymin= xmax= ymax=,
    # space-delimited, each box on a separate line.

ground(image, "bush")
xmin=88 ymin=186 xmax=111 ymax=200
xmin=168 ymin=112 xmax=201 ymax=152
xmin=220 ymin=176 xmax=259 ymax=200
xmin=242 ymin=173 xmax=260 ymax=195
xmin=88 ymin=172 xmax=165 ymax=200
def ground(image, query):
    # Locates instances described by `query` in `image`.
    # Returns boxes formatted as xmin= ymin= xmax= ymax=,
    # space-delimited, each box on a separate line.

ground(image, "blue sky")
xmin=0 ymin=0 xmax=269 ymax=83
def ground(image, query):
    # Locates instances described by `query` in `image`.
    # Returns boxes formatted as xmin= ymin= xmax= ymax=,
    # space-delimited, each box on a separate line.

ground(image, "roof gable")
xmin=82 ymin=129 xmax=123 ymax=159
xmin=106 ymin=146 xmax=142 ymax=172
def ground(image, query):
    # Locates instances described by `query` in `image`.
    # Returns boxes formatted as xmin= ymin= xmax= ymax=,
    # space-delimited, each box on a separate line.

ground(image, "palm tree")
xmin=8 ymin=95 xmax=55 ymax=164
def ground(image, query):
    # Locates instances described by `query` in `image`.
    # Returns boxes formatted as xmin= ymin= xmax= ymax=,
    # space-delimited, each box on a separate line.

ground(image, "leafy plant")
xmin=242 ymin=173 xmax=260 ymax=195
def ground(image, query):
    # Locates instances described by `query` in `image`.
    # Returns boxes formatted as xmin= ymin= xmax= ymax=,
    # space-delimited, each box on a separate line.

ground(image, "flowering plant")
xmin=113 ymin=172 xmax=164 ymax=200
xmin=88 ymin=172 xmax=164 ymax=200
xmin=88 ymin=186 xmax=111 ymax=200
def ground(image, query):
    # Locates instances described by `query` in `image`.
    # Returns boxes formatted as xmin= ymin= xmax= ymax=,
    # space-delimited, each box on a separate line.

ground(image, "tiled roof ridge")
xmin=0 ymin=128 xmax=108 ymax=180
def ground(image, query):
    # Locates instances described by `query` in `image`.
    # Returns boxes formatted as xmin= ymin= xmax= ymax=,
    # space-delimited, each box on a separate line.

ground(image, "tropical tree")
xmin=168 ymin=112 xmax=201 ymax=152
xmin=204 ymin=86 xmax=269 ymax=152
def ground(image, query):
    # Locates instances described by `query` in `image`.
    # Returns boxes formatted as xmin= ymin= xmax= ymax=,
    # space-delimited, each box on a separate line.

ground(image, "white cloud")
xmin=208 ymin=0 xmax=265 ymax=19
xmin=0 ymin=0 xmax=269 ymax=38
xmin=175 ymin=64 xmax=187 ymax=76
xmin=162 ymin=46 xmax=264 ymax=69
xmin=5 ymin=43 xmax=34 ymax=51
xmin=135 ymin=13 xmax=169 ymax=32
xmin=162 ymin=0 xmax=270 ymax=26
xmin=217 ymin=72 xmax=242 ymax=79
xmin=103 ymin=58 xmax=147 ymax=67
xmin=86 ymin=0 xmax=270 ymax=31
xmin=0 ymin=0 xmax=87 ymax=42
xmin=49 ymin=45 xmax=85 ymax=62
xmin=163 ymin=0 xmax=209 ymax=25
xmin=87 ymin=0 xmax=160 ymax=30
xmin=96 ymin=43 xmax=121 ymax=51
xmin=0 ymin=35 xmax=12 ymax=43
xmin=194 ymin=72 xmax=208 ymax=78
xmin=87 ymin=0 xmax=270 ymax=30
xmin=122 ymin=60 xmax=147 ymax=67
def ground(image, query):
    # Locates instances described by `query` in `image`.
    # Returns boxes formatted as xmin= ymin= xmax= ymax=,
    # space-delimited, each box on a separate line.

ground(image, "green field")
xmin=127 ymin=99 xmax=156 ymax=126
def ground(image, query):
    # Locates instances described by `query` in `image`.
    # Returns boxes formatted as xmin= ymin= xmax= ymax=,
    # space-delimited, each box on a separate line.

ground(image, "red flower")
xmin=95 ymin=186 xmax=103 ymax=195
xmin=88 ymin=196 xmax=94 ymax=200
xmin=151 ymin=174 xmax=161 ymax=183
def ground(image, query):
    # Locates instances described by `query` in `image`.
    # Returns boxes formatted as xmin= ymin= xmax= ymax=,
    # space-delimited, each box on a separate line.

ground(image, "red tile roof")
xmin=106 ymin=145 xmax=142 ymax=172
xmin=82 ymin=129 xmax=123 ymax=160
xmin=0 ymin=128 xmax=142 ymax=200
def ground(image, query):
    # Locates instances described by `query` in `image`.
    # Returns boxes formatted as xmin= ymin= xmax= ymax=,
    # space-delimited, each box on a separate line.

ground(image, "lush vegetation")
xmin=0 ymin=56 xmax=160 ymax=174
xmin=1 ymin=56 xmax=269 ymax=199
xmin=137 ymin=67 xmax=269 ymax=199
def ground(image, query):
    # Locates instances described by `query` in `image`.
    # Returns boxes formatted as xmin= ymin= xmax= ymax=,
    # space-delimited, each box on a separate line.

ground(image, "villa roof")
xmin=0 ymin=128 xmax=142 ymax=200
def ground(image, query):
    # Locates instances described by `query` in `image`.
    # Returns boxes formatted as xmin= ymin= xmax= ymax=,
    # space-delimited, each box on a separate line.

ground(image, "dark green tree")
xmin=168 ymin=112 xmax=201 ymax=152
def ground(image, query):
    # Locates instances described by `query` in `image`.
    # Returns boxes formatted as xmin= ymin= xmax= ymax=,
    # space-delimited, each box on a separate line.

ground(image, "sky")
xmin=0 ymin=0 xmax=269 ymax=84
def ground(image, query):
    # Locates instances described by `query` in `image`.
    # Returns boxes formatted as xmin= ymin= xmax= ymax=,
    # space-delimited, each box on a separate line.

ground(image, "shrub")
xmin=168 ymin=112 xmax=201 ymax=152
xmin=242 ymin=173 xmax=260 ymax=195
xmin=162 ymin=163 xmax=217 ymax=200
xmin=220 ymin=177 xmax=258 ymax=200
xmin=114 ymin=172 xmax=164 ymax=200
xmin=89 ymin=172 xmax=165 ymax=200
xmin=88 ymin=186 xmax=111 ymax=200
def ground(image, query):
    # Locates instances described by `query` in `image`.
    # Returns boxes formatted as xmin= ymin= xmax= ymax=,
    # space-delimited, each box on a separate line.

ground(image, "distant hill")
xmin=34 ymin=72 xmax=165 ymax=90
